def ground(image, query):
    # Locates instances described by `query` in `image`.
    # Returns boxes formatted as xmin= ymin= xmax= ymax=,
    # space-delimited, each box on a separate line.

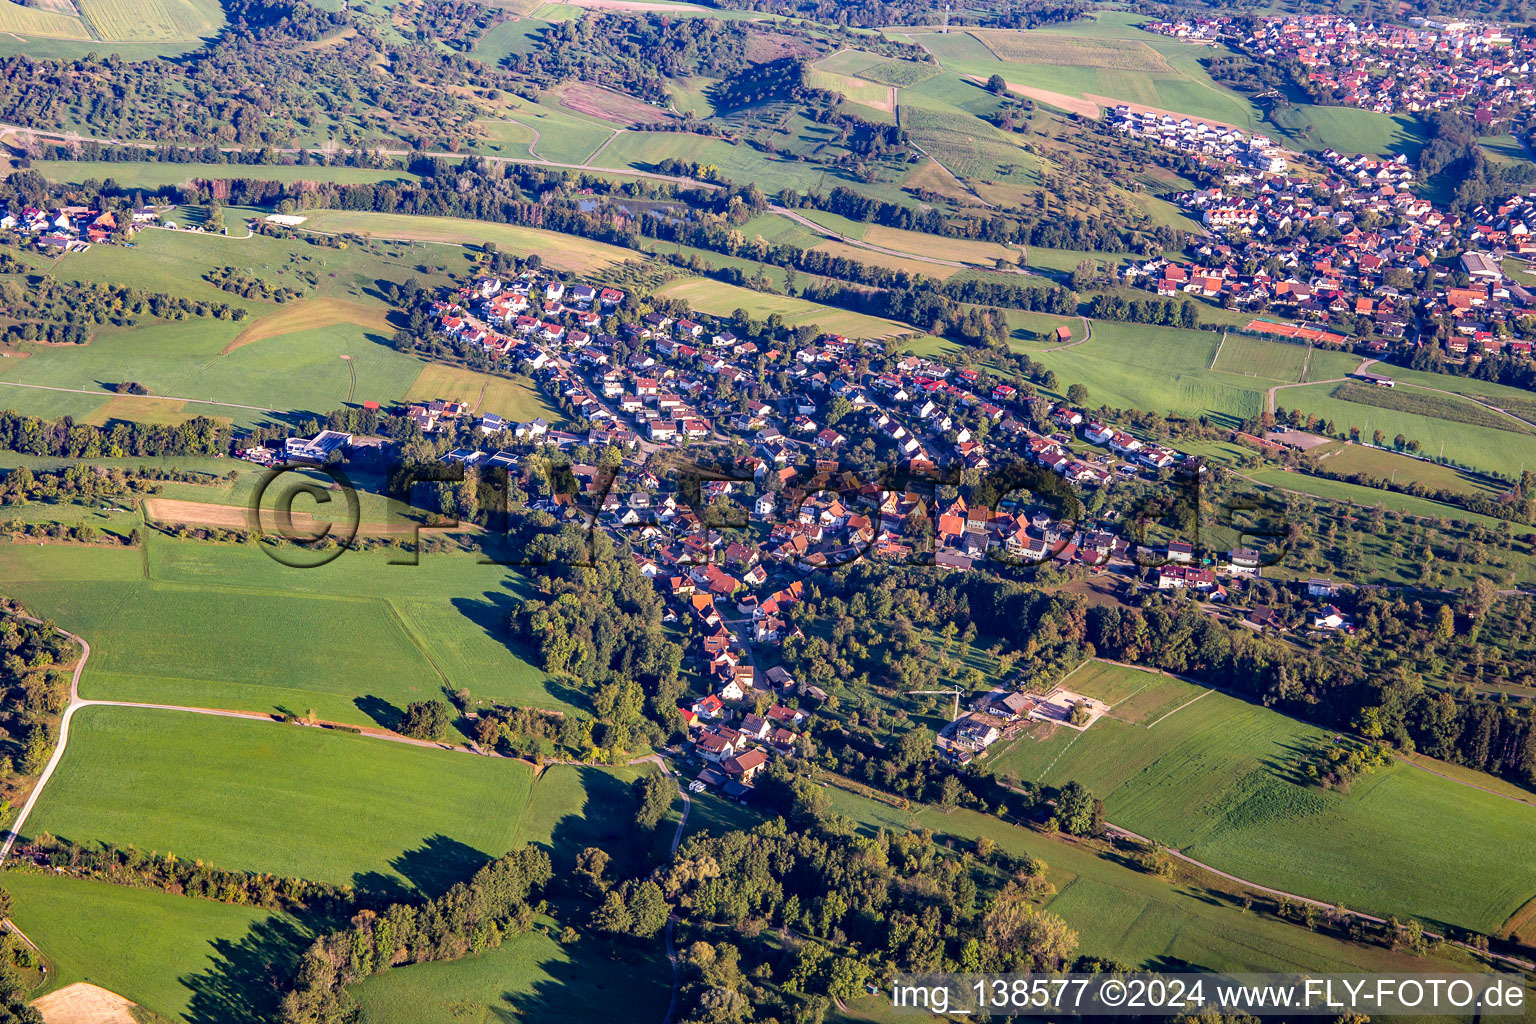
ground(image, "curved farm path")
xmin=1104 ymin=821 xmax=1533 ymax=969
xmin=0 ymin=621 xmax=91 ymax=863
xmin=1263 ymin=354 xmax=1536 ymax=432
xmin=2 ymin=614 xmax=702 ymax=1020
xmin=1263 ymin=356 xmax=1375 ymax=416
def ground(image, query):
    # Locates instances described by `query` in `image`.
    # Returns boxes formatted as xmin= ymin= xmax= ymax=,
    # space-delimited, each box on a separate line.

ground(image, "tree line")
xmin=279 ymin=846 xmax=552 ymax=1024
xmin=0 ymin=410 xmax=232 ymax=459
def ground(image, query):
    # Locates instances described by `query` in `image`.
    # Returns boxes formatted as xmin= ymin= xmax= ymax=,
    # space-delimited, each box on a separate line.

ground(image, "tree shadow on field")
xmin=181 ymin=912 xmax=326 ymax=1024
xmin=350 ymin=869 xmax=413 ymax=905
xmin=354 ymin=694 xmax=402 ymax=730
xmin=492 ymin=936 xmax=669 ymax=1024
xmin=1145 ymin=955 xmax=1212 ymax=974
xmin=544 ymin=767 xmax=640 ymax=877
xmin=1262 ymin=738 xmax=1326 ymax=786
xmin=390 ymin=833 xmax=494 ymax=899
xmin=449 ymin=588 xmax=593 ymax=714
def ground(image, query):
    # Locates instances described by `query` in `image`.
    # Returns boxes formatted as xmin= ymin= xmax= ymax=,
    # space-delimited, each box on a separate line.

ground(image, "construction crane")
xmin=906 ymin=688 xmax=967 ymax=721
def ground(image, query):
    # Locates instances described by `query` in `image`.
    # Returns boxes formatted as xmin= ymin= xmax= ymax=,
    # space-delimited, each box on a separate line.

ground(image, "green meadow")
xmin=989 ymin=662 xmax=1536 ymax=935
xmin=26 ymin=706 xmax=535 ymax=892
xmin=5 ymin=870 xmax=318 ymax=1022
xmin=0 ymin=537 xmax=580 ymax=723
xmin=1019 ymin=321 xmax=1262 ymax=426
xmin=0 ymin=317 xmax=426 ymax=425
xmin=349 ymin=764 xmax=679 ymax=1023
xmin=15 ymin=760 xmax=669 ymax=1023
xmin=351 ymin=917 xmax=670 ymax=1024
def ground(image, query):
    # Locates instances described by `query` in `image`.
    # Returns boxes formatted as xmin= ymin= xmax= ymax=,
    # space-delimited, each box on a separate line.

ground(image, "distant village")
xmin=1148 ymin=14 xmax=1536 ymax=125
xmin=1114 ymin=123 xmax=1536 ymax=359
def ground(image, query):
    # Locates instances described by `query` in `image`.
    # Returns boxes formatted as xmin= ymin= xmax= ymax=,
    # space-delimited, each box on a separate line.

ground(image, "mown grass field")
xmin=654 ymin=277 xmax=914 ymax=338
xmin=350 ymin=760 xmax=677 ymax=1022
xmin=26 ymin=706 xmax=535 ymax=892
xmin=1244 ymin=467 xmax=1512 ymax=528
xmin=815 ymin=47 xmax=940 ymax=87
xmin=596 ymin=124 xmax=915 ymax=205
xmin=221 ymin=296 xmax=394 ymax=353
xmin=5 ymin=871 xmax=318 ymax=1022
xmin=908 ymin=16 xmax=1263 ymax=131
xmin=988 ymin=662 xmax=1536 ymax=934
xmin=1331 ymin=382 xmax=1536 ymax=435
xmin=803 ymin=68 xmax=892 ymax=108
xmin=1307 ymin=440 xmax=1505 ymax=496
xmin=0 ymin=537 xmax=581 ymax=723
xmin=1016 ymin=321 xmax=1265 ymax=425
xmin=970 ymin=30 xmax=1173 ymax=72
xmin=0 ymin=316 xmax=425 ymax=426
xmin=1211 ymin=333 xmax=1308 ymax=382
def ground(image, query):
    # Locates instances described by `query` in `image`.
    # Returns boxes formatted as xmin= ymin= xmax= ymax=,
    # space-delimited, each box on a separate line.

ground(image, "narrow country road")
xmin=649 ymin=752 xmax=692 ymax=1024
xmin=0 ymin=620 xmax=90 ymax=863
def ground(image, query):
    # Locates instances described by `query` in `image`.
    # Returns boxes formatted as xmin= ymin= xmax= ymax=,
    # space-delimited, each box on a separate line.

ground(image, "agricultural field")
xmin=860 ymin=223 xmax=1023 ymax=267
xmin=988 ymin=662 xmax=1536 ymax=934
xmin=349 ymin=762 xmax=677 ymax=1022
xmin=0 ymin=0 xmax=91 ymax=39
xmin=293 ymin=211 xmax=643 ymax=275
xmin=596 ymin=125 xmax=914 ymax=203
xmin=0 ymin=314 xmax=426 ymax=427
xmin=907 ymin=15 xmax=1265 ymax=132
xmin=1331 ymin=382 xmax=1536 ymax=435
xmin=970 ymin=30 xmax=1174 ymax=73
xmin=0 ymin=0 xmax=222 ymax=45
xmin=1306 ymin=440 xmax=1506 ymax=497
xmin=76 ymin=0 xmax=223 ymax=41
xmin=653 ymin=277 xmax=915 ymax=338
xmin=403 ymin=362 xmax=564 ymax=425
xmin=479 ymin=96 xmax=620 ymax=165
xmin=0 ymin=537 xmax=582 ymax=723
xmin=1281 ymin=380 xmax=1536 ymax=480
xmin=25 ymin=706 xmax=536 ymax=892
xmin=1242 ymin=466 xmax=1513 ymax=529
xmin=813 ymin=48 xmax=940 ymax=88
xmin=1017 ymin=321 xmax=1264 ymax=425
xmin=34 ymin=159 xmax=425 ymax=189
xmin=803 ymin=68 xmax=894 ymax=110
xmin=816 ymin=783 xmax=1491 ymax=982
xmin=1269 ymin=103 xmax=1425 ymax=159
xmin=4 ymin=871 xmax=317 ymax=1022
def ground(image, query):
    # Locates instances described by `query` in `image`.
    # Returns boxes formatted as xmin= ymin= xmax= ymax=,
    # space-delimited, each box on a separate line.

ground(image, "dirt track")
xmin=32 ymin=984 xmax=136 ymax=1024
